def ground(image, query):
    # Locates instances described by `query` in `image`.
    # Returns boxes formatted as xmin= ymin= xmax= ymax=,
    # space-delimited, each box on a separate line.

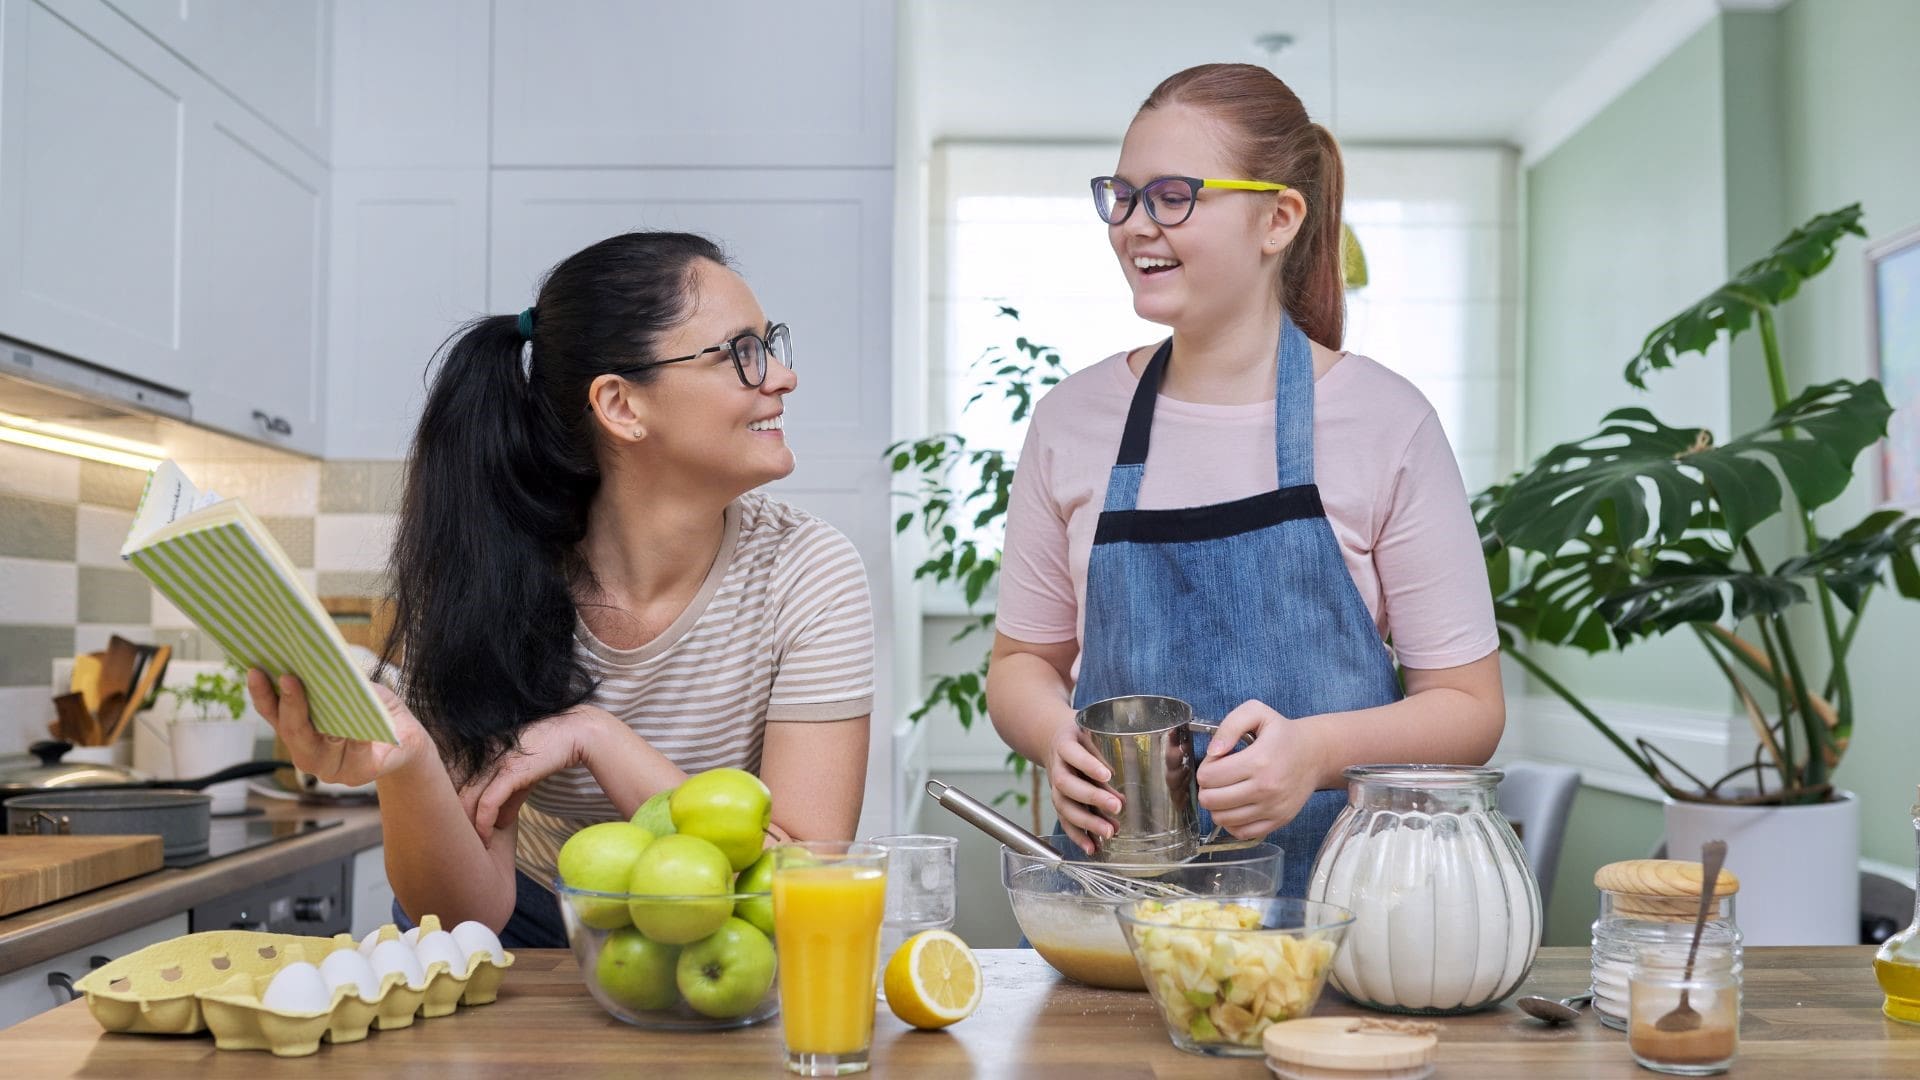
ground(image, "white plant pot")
xmin=168 ymin=719 xmax=259 ymax=816
xmin=1664 ymin=790 xmax=1859 ymax=946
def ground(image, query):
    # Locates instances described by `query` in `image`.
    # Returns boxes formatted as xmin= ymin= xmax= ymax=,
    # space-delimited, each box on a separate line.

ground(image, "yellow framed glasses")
xmin=1090 ymin=175 xmax=1289 ymax=227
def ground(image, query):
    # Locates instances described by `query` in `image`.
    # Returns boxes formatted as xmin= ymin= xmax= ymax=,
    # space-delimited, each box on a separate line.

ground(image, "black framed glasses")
xmin=1090 ymin=175 xmax=1290 ymax=227
xmin=614 ymin=322 xmax=792 ymax=388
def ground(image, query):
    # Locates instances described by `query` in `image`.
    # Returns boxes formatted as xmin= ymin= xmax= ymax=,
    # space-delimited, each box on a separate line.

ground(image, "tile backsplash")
xmin=0 ymin=442 xmax=401 ymax=752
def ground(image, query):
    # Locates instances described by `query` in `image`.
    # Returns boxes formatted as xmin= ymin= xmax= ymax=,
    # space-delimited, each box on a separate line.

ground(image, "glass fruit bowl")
xmin=1116 ymin=896 xmax=1353 ymax=1057
xmin=555 ymin=881 xmax=778 ymax=1030
xmin=1002 ymin=837 xmax=1283 ymax=990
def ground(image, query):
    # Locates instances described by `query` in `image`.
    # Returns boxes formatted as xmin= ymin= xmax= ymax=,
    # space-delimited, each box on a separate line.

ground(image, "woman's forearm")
xmin=581 ymin=709 xmax=688 ymax=818
xmin=986 ymin=650 xmax=1078 ymax=766
xmin=376 ymin=752 xmax=518 ymax=931
xmin=1297 ymin=684 xmax=1506 ymax=789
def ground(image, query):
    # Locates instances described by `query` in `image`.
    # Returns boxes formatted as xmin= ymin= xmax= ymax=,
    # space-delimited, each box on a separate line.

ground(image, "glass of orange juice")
xmin=772 ymin=841 xmax=889 ymax=1076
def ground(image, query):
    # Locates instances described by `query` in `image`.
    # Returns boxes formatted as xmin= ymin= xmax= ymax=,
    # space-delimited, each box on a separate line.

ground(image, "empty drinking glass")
xmin=867 ymin=834 xmax=958 ymax=979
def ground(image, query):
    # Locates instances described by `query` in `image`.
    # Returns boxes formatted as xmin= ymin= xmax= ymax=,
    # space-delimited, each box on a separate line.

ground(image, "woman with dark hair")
xmin=987 ymin=64 xmax=1503 ymax=898
xmin=249 ymin=232 xmax=874 ymax=946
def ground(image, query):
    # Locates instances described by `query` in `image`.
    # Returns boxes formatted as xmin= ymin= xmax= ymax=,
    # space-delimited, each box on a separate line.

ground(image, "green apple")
xmin=732 ymin=850 xmax=775 ymax=936
xmin=632 ymin=789 xmax=677 ymax=837
xmin=626 ymin=834 xmax=734 ymax=944
xmin=558 ymin=821 xmax=657 ymax=929
xmin=594 ymin=927 xmax=681 ymax=1012
xmin=669 ymin=768 xmax=771 ymax=872
xmin=675 ymin=918 xmax=776 ymax=1019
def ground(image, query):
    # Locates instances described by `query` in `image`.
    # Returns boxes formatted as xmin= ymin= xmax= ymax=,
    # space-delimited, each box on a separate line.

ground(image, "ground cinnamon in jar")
xmin=1628 ymin=1019 xmax=1738 ymax=1067
xmin=1627 ymin=942 xmax=1740 ymax=1075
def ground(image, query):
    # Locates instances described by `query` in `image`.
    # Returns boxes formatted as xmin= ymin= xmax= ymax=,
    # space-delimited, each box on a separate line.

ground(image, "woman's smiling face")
xmin=625 ymin=259 xmax=797 ymax=492
xmin=1109 ymin=103 xmax=1289 ymax=332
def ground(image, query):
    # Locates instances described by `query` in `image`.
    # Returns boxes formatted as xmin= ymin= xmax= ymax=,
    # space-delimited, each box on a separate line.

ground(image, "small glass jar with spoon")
xmin=1628 ymin=941 xmax=1740 ymax=1075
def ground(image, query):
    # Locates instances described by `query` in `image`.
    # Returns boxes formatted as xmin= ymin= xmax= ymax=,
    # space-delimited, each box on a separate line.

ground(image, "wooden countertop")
xmin=0 ymin=796 xmax=381 ymax=975
xmin=3 ymin=946 xmax=1915 ymax=1076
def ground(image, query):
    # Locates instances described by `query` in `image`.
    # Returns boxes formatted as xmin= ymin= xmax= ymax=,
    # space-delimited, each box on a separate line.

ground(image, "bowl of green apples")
xmin=554 ymin=769 xmax=780 ymax=1030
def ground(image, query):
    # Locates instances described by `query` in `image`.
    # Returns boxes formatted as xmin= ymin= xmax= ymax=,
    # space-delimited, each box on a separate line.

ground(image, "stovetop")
xmin=165 ymin=814 xmax=343 ymax=868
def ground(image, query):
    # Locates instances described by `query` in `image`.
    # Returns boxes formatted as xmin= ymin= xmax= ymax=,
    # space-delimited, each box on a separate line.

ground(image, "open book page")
xmin=120 ymin=460 xmax=399 ymax=744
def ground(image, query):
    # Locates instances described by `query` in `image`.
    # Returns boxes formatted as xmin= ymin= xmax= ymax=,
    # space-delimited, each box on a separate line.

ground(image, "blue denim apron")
xmin=1072 ymin=315 xmax=1403 ymax=897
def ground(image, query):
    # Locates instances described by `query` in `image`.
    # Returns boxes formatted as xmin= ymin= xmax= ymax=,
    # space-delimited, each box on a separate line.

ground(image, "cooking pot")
xmin=0 ymin=740 xmax=284 ymax=801
xmin=3 ymin=741 xmax=290 ymax=859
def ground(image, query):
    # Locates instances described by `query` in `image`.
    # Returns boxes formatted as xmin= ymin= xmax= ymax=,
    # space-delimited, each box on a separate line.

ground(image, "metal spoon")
xmin=1516 ymin=991 xmax=1593 ymax=1024
xmin=1655 ymin=838 xmax=1729 ymax=1033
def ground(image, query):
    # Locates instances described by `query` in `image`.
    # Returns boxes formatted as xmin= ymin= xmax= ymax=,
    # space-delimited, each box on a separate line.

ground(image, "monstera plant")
xmin=1479 ymin=204 xmax=1920 ymax=806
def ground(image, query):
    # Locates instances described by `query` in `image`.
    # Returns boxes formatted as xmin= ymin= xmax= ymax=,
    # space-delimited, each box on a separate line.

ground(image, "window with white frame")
xmin=929 ymin=141 xmax=1520 ymax=540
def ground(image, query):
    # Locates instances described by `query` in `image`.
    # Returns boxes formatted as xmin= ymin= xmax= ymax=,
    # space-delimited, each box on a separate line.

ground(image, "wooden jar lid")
xmin=1263 ymin=1016 xmax=1439 ymax=1071
xmin=1594 ymin=859 xmax=1740 ymax=920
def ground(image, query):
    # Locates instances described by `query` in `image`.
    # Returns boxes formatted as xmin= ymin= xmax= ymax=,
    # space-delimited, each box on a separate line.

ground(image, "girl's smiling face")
xmin=1109 ymin=103 xmax=1300 ymax=333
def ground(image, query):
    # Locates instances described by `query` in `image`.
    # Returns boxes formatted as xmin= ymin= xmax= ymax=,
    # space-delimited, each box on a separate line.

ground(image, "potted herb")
xmin=1478 ymin=204 xmax=1920 ymax=943
xmin=161 ymin=664 xmax=258 ymax=815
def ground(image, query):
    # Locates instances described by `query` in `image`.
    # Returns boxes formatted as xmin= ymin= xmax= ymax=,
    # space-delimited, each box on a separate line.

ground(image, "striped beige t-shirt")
xmin=514 ymin=493 xmax=874 ymax=889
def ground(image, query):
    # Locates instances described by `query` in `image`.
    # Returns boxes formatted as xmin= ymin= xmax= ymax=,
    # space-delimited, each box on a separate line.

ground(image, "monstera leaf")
xmin=1774 ymin=510 xmax=1920 ymax=612
xmin=1625 ymin=204 xmax=1866 ymax=388
xmin=1490 ymin=379 xmax=1891 ymax=553
xmin=1597 ymin=559 xmax=1807 ymax=639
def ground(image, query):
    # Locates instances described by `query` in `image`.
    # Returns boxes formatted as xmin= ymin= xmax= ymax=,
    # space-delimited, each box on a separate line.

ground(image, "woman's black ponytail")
xmin=382 ymin=232 xmax=728 ymax=784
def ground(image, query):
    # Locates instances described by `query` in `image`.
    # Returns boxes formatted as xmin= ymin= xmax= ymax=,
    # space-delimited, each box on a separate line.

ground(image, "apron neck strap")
xmin=1112 ymin=317 xmax=1317 ymax=489
xmin=1274 ymin=312 xmax=1315 ymax=489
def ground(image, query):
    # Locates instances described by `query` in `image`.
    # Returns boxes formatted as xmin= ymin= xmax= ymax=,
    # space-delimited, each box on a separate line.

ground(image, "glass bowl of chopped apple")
xmin=1116 ymin=896 xmax=1354 ymax=1056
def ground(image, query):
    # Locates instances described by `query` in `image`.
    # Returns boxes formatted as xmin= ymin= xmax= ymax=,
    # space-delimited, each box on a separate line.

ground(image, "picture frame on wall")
xmin=1866 ymin=222 xmax=1920 ymax=509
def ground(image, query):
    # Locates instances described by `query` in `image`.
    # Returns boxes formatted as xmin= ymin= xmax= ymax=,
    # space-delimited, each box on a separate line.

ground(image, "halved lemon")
xmin=882 ymin=929 xmax=981 ymax=1029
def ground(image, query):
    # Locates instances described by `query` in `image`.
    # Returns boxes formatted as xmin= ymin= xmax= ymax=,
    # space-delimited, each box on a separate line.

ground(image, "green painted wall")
xmin=1523 ymin=23 xmax=1734 ymax=714
xmin=1523 ymin=1 xmax=1920 ymax=947
xmin=1774 ymin=0 xmax=1920 ymax=868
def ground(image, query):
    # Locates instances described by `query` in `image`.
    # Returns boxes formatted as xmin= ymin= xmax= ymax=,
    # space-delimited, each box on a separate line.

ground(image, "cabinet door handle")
xmin=251 ymin=410 xmax=294 ymax=437
xmin=47 ymin=971 xmax=77 ymax=1003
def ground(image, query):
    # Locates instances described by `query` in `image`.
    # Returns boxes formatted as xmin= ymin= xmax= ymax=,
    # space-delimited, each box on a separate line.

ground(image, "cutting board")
xmin=0 ymin=835 xmax=166 ymax=917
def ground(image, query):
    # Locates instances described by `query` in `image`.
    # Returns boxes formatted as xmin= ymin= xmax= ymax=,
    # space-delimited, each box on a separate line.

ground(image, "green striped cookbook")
xmin=119 ymin=461 xmax=398 ymax=744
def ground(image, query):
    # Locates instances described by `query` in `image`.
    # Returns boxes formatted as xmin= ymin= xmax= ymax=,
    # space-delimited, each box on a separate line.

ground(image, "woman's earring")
xmin=630 ymin=427 xmax=643 ymax=439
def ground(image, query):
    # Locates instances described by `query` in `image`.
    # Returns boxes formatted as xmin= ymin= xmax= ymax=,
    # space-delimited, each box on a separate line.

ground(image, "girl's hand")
xmin=1194 ymin=700 xmax=1322 ymax=840
xmin=1046 ymin=721 xmax=1121 ymax=855
xmin=248 ymin=670 xmax=429 ymax=788
xmin=464 ymin=704 xmax=622 ymax=843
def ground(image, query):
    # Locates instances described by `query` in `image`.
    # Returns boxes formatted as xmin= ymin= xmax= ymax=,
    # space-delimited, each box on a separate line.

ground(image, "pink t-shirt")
xmin=996 ymin=350 xmax=1498 ymax=671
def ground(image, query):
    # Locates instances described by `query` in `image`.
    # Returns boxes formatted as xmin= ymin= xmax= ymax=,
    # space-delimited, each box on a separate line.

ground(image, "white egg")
xmin=357 ymin=927 xmax=385 ymax=957
xmin=320 ymin=947 xmax=384 ymax=1003
xmin=412 ymin=929 xmax=467 ymax=977
xmin=401 ymin=926 xmax=421 ymax=947
xmin=369 ymin=939 xmax=428 ymax=990
xmin=450 ymin=920 xmax=507 ymax=966
xmin=261 ymin=962 xmax=333 ymax=1014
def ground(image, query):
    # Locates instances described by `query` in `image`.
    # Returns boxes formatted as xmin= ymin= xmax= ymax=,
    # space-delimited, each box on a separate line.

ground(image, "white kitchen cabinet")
xmin=490 ymin=0 xmax=893 ymax=168
xmin=488 ymin=168 xmax=894 ymax=463
xmin=106 ymin=0 xmax=331 ymax=162
xmin=325 ymin=169 xmax=487 ymax=460
xmin=0 ymin=0 xmax=196 ymax=392
xmin=349 ymin=844 xmax=395 ymax=940
xmin=330 ymin=0 xmax=487 ymax=170
xmin=180 ymin=85 xmax=329 ymax=456
xmin=0 ymin=912 xmax=186 ymax=1030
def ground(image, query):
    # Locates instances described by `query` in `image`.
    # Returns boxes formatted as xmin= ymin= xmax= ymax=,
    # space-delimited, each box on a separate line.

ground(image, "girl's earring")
xmin=630 ymin=428 xmax=643 ymax=439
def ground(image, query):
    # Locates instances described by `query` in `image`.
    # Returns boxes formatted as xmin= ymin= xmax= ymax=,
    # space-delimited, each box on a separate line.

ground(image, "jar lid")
xmin=1593 ymin=859 xmax=1740 ymax=898
xmin=1262 ymin=1016 xmax=1439 ymax=1070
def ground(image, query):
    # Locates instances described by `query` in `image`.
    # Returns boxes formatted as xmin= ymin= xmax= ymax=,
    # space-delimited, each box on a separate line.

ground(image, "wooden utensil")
xmin=1655 ymin=839 xmax=1729 ymax=1033
xmin=105 ymin=644 xmax=169 ymax=746
xmin=51 ymin=694 xmax=92 ymax=744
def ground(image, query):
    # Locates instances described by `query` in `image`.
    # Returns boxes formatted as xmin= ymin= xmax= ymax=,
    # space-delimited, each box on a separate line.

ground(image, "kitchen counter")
xmin=2 ymin=946 xmax=1915 ymax=1076
xmin=0 ymin=796 xmax=380 ymax=975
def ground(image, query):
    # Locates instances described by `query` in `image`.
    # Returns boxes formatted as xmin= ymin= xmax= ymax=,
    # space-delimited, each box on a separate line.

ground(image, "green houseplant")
xmin=887 ymin=308 xmax=1067 ymax=821
xmin=1479 ymin=204 xmax=1919 ymax=806
xmin=1478 ymin=204 xmax=1920 ymax=943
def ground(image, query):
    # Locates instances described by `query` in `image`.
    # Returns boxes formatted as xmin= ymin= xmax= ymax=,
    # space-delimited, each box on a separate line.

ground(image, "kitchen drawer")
xmin=0 ymin=912 xmax=186 ymax=1030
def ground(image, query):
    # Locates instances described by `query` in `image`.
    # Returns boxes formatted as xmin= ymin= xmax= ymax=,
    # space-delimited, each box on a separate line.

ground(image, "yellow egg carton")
xmin=71 ymin=915 xmax=514 ymax=1057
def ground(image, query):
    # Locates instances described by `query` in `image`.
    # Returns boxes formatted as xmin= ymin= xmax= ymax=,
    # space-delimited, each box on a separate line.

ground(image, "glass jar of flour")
xmin=1307 ymin=765 xmax=1543 ymax=1014
xmin=1590 ymin=859 xmax=1743 ymax=1031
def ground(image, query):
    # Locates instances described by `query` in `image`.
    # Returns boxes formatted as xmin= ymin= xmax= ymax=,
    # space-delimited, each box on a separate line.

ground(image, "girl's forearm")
xmin=987 ymin=651 xmax=1078 ymax=766
xmin=581 ymin=711 xmax=688 ymax=818
xmin=1296 ymin=686 xmax=1506 ymax=789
